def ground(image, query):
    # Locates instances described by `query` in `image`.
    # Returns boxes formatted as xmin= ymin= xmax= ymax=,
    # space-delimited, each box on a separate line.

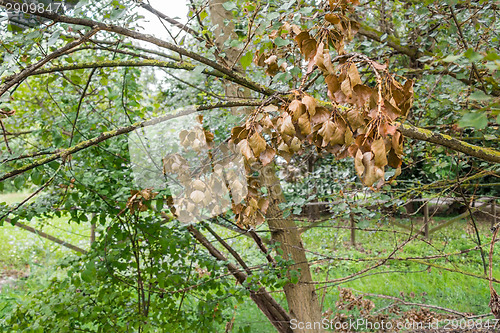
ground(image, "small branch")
xmin=205 ymin=223 xmax=252 ymax=275
xmin=361 ymin=291 xmax=481 ymax=318
xmin=0 ymin=27 xmax=100 ymax=97
xmin=0 ymin=118 xmax=12 ymax=154
xmin=4 ymin=218 xmax=87 ymax=254
xmin=70 ymin=67 xmax=97 ymax=146
xmin=187 ymin=224 xmax=293 ymax=333
xmin=138 ymin=2 xmax=203 ymax=41
xmin=0 ymin=2 xmax=276 ymax=96
xmin=4 ymin=60 xmax=247 ymax=91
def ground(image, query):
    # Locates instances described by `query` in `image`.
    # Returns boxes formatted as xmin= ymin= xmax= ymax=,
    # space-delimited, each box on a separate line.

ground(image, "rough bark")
xmin=262 ymin=165 xmax=324 ymax=333
xmin=208 ymin=0 xmax=252 ymax=108
xmin=399 ymin=123 xmax=500 ymax=164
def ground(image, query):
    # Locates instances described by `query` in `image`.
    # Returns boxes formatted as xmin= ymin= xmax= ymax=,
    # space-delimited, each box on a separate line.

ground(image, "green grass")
xmin=0 ymin=191 xmax=91 ymax=271
xmin=216 ymin=216 xmax=499 ymax=332
xmin=302 ymin=216 xmax=497 ymax=315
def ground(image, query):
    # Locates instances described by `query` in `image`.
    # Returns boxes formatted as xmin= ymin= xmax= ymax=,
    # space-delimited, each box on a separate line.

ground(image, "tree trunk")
xmin=262 ymin=165 xmax=324 ymax=332
xmin=208 ymin=3 xmax=324 ymax=331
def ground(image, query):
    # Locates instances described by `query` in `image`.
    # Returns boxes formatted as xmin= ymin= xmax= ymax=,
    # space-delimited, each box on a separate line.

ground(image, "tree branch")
xmin=137 ymin=2 xmax=203 ymax=41
xmin=4 ymin=59 xmax=227 ymax=82
xmin=399 ymin=123 xmax=500 ymax=164
xmin=4 ymin=218 xmax=87 ymax=254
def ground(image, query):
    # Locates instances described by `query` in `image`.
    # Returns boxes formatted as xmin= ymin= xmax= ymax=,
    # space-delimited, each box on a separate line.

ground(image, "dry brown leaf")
xmin=280 ymin=113 xmax=296 ymax=136
xmin=325 ymin=13 xmax=341 ymax=24
xmin=387 ymin=149 xmax=402 ymax=168
xmin=239 ymin=139 xmax=254 ymax=160
xmin=392 ymin=131 xmax=404 ymax=156
xmin=318 ymin=120 xmax=336 ymax=147
xmin=294 ymin=31 xmax=311 ymax=48
xmin=302 ymin=95 xmax=317 ymax=116
xmin=323 ymin=51 xmax=335 ymax=75
xmin=314 ymin=42 xmax=325 ymax=71
xmin=302 ymin=38 xmax=318 ymax=60
xmin=353 ymin=85 xmax=373 ymax=108
xmin=379 ymin=121 xmax=397 ymax=137
xmin=263 ymin=104 xmax=279 ymax=112
xmin=289 ymin=100 xmax=306 ymax=121
xmin=290 ymin=137 xmax=302 ymax=152
xmin=341 ymin=78 xmax=353 ymax=98
xmin=346 ymin=109 xmax=365 ymax=129
xmin=354 ymin=149 xmax=365 ymax=178
xmin=347 ymin=63 xmax=362 ymax=87
xmin=372 ymin=138 xmax=388 ymax=168
xmin=325 ymin=74 xmax=340 ymax=101
xmin=258 ymin=198 xmax=270 ymax=214
xmin=345 ymin=126 xmax=354 ymax=146
xmin=259 ymin=147 xmax=276 ymax=166
xmin=311 ymin=107 xmax=331 ymax=125
xmin=331 ymin=123 xmax=346 ymax=145
xmin=260 ymin=115 xmax=274 ymax=128
xmin=298 ymin=113 xmax=312 ymax=135
xmin=249 ymin=132 xmax=267 ymax=157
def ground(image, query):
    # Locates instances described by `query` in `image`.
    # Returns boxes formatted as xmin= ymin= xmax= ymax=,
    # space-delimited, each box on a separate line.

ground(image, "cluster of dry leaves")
xmin=229 ymin=0 xmax=413 ymax=226
xmin=127 ymin=0 xmax=414 ymax=228
xmin=324 ymin=288 xmax=457 ymax=333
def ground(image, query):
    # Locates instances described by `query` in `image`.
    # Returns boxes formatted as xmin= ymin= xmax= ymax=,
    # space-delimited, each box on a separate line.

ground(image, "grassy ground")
xmin=222 ymin=215 xmax=499 ymax=332
xmin=0 ymin=191 xmax=498 ymax=332
xmin=0 ymin=192 xmax=90 ymax=272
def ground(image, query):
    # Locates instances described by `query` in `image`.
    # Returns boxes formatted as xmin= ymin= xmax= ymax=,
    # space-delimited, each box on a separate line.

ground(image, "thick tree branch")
xmin=187 ymin=225 xmax=292 ymax=333
xmin=3 ymin=59 xmax=227 ymax=82
xmin=399 ymin=123 xmax=500 ymax=164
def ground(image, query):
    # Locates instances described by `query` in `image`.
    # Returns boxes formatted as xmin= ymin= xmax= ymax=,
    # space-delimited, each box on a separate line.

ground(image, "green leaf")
xmin=156 ymin=198 xmax=164 ymax=212
xmin=417 ymin=56 xmax=434 ymax=63
xmin=222 ymin=2 xmax=237 ymax=11
xmin=459 ymin=112 xmax=488 ymax=129
xmin=274 ymin=37 xmax=289 ymax=47
xmin=464 ymin=48 xmax=482 ymax=62
xmin=192 ymin=65 xmax=206 ymax=77
xmin=240 ymin=51 xmax=253 ymax=70
xmin=469 ymin=91 xmax=491 ymax=101
xmin=31 ymin=170 xmax=43 ymax=185
xmin=442 ymin=53 xmax=462 ymax=62
xmin=267 ymin=12 xmax=280 ymax=20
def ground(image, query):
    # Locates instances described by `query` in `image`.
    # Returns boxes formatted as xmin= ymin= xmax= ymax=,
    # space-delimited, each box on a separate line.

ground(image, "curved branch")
xmin=0 ymin=27 xmax=100 ymax=97
xmin=137 ymin=2 xmax=202 ymax=41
